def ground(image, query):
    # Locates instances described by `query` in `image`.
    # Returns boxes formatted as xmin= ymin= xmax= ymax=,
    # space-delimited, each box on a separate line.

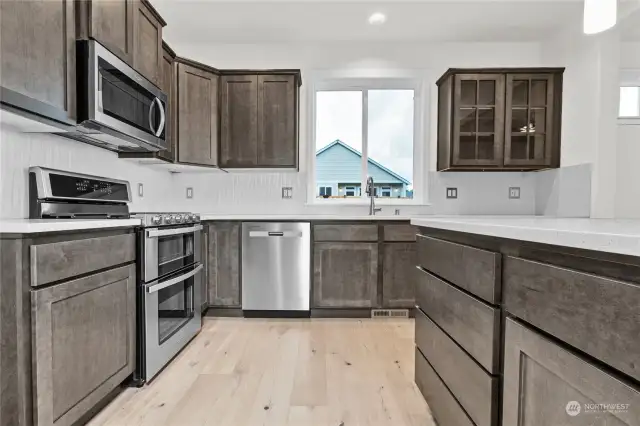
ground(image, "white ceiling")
xmin=152 ymin=1 xmax=587 ymax=44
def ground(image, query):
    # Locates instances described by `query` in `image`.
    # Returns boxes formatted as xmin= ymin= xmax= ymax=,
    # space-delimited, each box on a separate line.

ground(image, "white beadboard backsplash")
xmin=1 ymin=127 xmax=589 ymax=219
xmin=0 ymin=127 xmax=179 ymax=218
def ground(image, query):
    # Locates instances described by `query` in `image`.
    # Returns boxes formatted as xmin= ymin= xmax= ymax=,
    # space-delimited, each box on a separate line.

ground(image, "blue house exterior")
xmin=316 ymin=140 xmax=411 ymax=198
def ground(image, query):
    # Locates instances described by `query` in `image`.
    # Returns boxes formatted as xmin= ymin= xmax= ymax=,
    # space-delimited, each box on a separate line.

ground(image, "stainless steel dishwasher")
xmin=242 ymin=222 xmax=311 ymax=311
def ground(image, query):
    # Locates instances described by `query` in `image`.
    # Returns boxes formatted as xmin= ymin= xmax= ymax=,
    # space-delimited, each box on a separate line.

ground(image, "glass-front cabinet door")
xmin=504 ymin=74 xmax=554 ymax=166
xmin=452 ymin=74 xmax=505 ymax=167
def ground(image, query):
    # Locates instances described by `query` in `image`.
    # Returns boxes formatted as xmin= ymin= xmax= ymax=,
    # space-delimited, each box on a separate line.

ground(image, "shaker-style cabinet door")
xmin=220 ymin=75 xmax=259 ymax=167
xmin=78 ymin=0 xmax=135 ymax=66
xmin=504 ymin=73 xmax=559 ymax=167
xmin=382 ymin=243 xmax=416 ymax=308
xmin=313 ymin=242 xmax=378 ymax=308
xmin=31 ymin=265 xmax=136 ymax=426
xmin=503 ymin=318 xmax=640 ymax=426
xmin=451 ymin=74 xmax=505 ymax=167
xmin=207 ymin=222 xmax=241 ymax=307
xmin=177 ymin=62 xmax=219 ymax=166
xmin=132 ymin=0 xmax=165 ymax=86
xmin=0 ymin=0 xmax=77 ymax=124
xmin=257 ymin=75 xmax=297 ymax=167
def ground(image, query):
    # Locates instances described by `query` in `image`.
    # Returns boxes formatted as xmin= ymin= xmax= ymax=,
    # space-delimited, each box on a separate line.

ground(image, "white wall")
xmin=0 ymin=115 xmax=179 ymax=218
xmin=168 ymin=41 xmax=544 ymax=215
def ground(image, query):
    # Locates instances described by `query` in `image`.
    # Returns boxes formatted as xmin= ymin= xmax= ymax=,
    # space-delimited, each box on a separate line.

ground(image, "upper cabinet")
xmin=0 ymin=0 xmax=77 ymax=125
xmin=437 ymin=68 xmax=564 ymax=171
xmin=177 ymin=59 xmax=219 ymax=166
xmin=220 ymin=71 xmax=301 ymax=169
xmin=132 ymin=0 xmax=166 ymax=85
xmin=77 ymin=0 xmax=135 ymax=66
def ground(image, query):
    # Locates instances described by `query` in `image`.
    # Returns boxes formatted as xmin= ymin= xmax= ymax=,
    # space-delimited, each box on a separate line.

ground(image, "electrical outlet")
xmin=509 ymin=187 xmax=521 ymax=199
xmin=282 ymin=187 xmax=293 ymax=199
xmin=186 ymin=187 xmax=193 ymax=199
xmin=446 ymin=187 xmax=458 ymax=199
xmin=138 ymin=183 xmax=144 ymax=197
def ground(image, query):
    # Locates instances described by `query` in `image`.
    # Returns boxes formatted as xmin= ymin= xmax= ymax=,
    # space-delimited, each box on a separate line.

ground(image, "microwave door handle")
xmin=147 ymin=264 xmax=203 ymax=294
xmin=146 ymin=224 xmax=203 ymax=238
xmin=148 ymin=97 xmax=157 ymax=134
xmin=154 ymin=97 xmax=165 ymax=137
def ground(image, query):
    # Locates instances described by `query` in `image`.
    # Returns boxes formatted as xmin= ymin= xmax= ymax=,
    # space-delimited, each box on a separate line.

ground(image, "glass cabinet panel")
xmin=505 ymin=74 xmax=553 ymax=166
xmin=453 ymin=74 xmax=504 ymax=166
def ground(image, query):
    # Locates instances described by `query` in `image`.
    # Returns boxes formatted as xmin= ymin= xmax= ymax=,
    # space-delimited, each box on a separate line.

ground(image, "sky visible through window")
xmin=620 ymin=86 xmax=640 ymax=117
xmin=315 ymin=90 xmax=414 ymax=187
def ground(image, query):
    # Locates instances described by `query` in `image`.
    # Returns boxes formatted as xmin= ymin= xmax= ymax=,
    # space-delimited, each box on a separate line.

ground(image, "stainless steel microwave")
xmin=75 ymin=40 xmax=168 ymax=152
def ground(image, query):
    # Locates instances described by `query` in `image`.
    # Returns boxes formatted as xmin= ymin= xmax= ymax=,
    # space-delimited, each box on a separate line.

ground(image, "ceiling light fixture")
xmin=583 ymin=0 xmax=617 ymax=35
xmin=368 ymin=12 xmax=387 ymax=25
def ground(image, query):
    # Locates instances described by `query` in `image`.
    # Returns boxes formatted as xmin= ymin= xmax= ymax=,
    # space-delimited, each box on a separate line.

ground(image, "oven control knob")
xmin=164 ymin=215 xmax=174 ymax=224
xmin=175 ymin=215 xmax=184 ymax=223
xmin=188 ymin=214 xmax=195 ymax=222
xmin=151 ymin=215 xmax=162 ymax=225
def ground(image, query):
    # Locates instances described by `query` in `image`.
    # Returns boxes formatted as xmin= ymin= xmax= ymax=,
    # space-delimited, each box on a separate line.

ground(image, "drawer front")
xmin=313 ymin=224 xmax=378 ymax=242
xmin=503 ymin=318 xmax=640 ymax=426
xmin=504 ymin=256 xmax=640 ymax=382
xmin=416 ymin=267 xmax=500 ymax=373
xmin=383 ymin=224 xmax=416 ymax=242
xmin=416 ymin=308 xmax=497 ymax=426
xmin=415 ymin=347 xmax=475 ymax=426
xmin=417 ymin=235 xmax=500 ymax=304
xmin=31 ymin=234 xmax=135 ymax=287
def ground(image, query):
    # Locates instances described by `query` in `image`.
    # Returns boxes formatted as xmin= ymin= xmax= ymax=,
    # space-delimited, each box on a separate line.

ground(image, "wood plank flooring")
xmin=88 ymin=318 xmax=434 ymax=426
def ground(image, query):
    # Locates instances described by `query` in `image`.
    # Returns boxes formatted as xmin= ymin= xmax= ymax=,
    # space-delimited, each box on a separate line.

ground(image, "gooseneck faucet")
xmin=366 ymin=177 xmax=382 ymax=216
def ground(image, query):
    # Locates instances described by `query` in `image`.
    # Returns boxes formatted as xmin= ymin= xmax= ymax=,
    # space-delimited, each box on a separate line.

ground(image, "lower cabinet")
xmin=31 ymin=265 xmax=136 ymax=426
xmin=313 ymin=242 xmax=378 ymax=308
xmin=503 ymin=318 xmax=640 ymax=426
xmin=207 ymin=222 xmax=241 ymax=307
xmin=382 ymin=242 xmax=416 ymax=308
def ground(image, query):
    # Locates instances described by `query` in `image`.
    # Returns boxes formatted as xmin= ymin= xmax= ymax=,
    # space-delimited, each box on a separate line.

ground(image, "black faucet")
xmin=366 ymin=177 xmax=382 ymax=216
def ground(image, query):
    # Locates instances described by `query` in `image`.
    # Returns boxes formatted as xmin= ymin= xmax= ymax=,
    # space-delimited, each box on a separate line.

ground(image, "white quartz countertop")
xmin=200 ymin=214 xmax=414 ymax=221
xmin=410 ymin=216 xmax=640 ymax=257
xmin=0 ymin=218 xmax=142 ymax=234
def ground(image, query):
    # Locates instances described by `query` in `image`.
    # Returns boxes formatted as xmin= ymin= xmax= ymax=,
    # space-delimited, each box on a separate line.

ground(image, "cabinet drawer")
xmin=383 ymin=224 xmax=416 ymax=242
xmin=415 ymin=347 xmax=475 ymax=426
xmin=416 ymin=267 xmax=500 ymax=373
xmin=416 ymin=308 xmax=498 ymax=426
xmin=503 ymin=318 xmax=640 ymax=426
xmin=30 ymin=234 xmax=135 ymax=287
xmin=313 ymin=224 xmax=378 ymax=242
xmin=417 ymin=235 xmax=500 ymax=304
xmin=504 ymin=256 xmax=640 ymax=382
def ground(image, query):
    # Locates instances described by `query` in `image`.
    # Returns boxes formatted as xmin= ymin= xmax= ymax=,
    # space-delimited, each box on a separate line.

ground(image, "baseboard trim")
xmin=204 ymin=307 xmax=244 ymax=317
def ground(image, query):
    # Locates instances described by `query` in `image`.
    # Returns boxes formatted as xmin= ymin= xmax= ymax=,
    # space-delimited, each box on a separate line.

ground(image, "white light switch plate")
xmin=138 ymin=183 xmax=144 ymax=197
xmin=509 ymin=187 xmax=521 ymax=199
xmin=186 ymin=187 xmax=193 ymax=199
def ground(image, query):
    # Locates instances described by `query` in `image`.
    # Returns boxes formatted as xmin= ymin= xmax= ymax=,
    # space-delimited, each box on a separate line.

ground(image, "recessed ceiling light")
xmin=368 ymin=12 xmax=386 ymax=25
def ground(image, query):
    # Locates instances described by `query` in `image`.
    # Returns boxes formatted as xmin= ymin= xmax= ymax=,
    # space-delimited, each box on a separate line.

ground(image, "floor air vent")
xmin=371 ymin=309 xmax=410 ymax=319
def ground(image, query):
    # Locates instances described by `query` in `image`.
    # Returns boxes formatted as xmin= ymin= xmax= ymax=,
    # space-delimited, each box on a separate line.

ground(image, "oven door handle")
xmin=146 ymin=264 xmax=203 ymax=294
xmin=146 ymin=224 xmax=203 ymax=238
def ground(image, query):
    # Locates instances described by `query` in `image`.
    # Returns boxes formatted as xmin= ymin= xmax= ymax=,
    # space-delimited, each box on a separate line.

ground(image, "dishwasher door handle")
xmin=248 ymin=231 xmax=303 ymax=238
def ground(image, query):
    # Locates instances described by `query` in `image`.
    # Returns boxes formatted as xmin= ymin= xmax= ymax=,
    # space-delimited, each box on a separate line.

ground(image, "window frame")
xmin=619 ymin=70 xmax=640 ymax=125
xmin=307 ymin=73 xmax=427 ymax=206
xmin=380 ymin=186 xmax=392 ymax=198
xmin=318 ymin=186 xmax=332 ymax=197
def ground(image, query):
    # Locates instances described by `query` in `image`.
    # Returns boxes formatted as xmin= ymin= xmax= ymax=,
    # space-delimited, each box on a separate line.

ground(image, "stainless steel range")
xmin=132 ymin=212 xmax=203 ymax=384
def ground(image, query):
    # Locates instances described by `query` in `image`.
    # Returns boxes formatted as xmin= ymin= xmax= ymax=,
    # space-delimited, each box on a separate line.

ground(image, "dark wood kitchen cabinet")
xmin=177 ymin=59 xmax=220 ymax=166
xmin=31 ymin=265 xmax=136 ymax=426
xmin=132 ymin=0 xmax=166 ymax=86
xmin=0 ymin=0 xmax=77 ymax=126
xmin=437 ymin=68 xmax=563 ymax=171
xmin=207 ymin=222 xmax=241 ymax=307
xmin=77 ymin=0 xmax=135 ymax=66
xmin=313 ymin=242 xmax=378 ymax=308
xmin=503 ymin=318 xmax=640 ymax=426
xmin=382 ymin=243 xmax=416 ymax=308
xmin=220 ymin=71 xmax=301 ymax=168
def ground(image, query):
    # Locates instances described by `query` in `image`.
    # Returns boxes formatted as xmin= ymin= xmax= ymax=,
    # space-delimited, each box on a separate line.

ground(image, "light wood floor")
xmin=88 ymin=318 xmax=434 ymax=426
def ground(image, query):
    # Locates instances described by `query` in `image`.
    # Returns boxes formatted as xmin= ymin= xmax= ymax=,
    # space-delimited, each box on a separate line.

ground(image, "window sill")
xmin=306 ymin=199 xmax=431 ymax=207
xmin=618 ymin=117 xmax=640 ymax=125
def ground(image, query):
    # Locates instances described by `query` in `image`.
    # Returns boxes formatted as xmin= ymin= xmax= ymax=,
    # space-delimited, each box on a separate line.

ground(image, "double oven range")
xmin=132 ymin=212 xmax=203 ymax=383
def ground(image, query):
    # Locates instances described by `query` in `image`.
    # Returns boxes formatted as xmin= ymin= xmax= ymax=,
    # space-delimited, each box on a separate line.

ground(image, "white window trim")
xmin=619 ymin=70 xmax=640 ymax=125
xmin=306 ymin=71 xmax=429 ymax=206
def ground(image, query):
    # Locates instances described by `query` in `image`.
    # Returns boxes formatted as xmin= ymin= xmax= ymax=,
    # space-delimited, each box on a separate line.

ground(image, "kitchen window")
xmin=309 ymin=76 xmax=424 ymax=204
xmin=319 ymin=186 xmax=332 ymax=197
xmin=619 ymin=86 xmax=640 ymax=118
